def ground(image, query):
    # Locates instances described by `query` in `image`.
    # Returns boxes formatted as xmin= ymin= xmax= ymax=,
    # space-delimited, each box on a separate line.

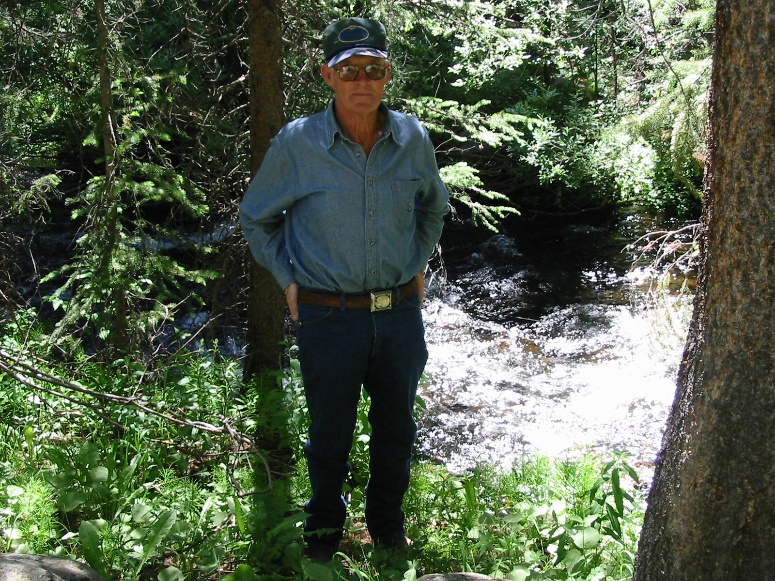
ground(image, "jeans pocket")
xmin=297 ymin=303 xmax=336 ymax=326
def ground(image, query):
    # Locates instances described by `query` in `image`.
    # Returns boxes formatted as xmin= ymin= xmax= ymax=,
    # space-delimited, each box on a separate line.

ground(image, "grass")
xmin=0 ymin=312 xmax=644 ymax=580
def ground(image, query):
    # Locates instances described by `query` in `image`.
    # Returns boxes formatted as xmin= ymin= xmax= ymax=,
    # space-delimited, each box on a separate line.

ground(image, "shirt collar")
xmin=324 ymin=101 xmax=400 ymax=149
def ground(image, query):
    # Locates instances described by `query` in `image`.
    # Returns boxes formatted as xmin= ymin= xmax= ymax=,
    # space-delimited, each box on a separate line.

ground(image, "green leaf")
xmin=233 ymin=495 xmax=246 ymax=535
xmin=230 ymin=564 xmax=257 ymax=580
xmin=267 ymin=512 xmax=307 ymax=541
xmin=196 ymin=545 xmax=224 ymax=572
xmin=6 ymin=527 xmax=21 ymax=540
xmin=5 ymin=485 xmax=24 ymax=498
xmin=506 ymin=565 xmax=531 ymax=581
xmin=89 ymin=466 xmax=109 ymax=482
xmin=301 ymin=558 xmax=334 ymax=581
xmin=612 ymin=468 xmax=624 ymax=515
xmin=623 ymin=460 xmax=640 ymax=484
xmin=132 ymin=503 xmax=152 ymax=523
xmin=121 ymin=455 xmax=142 ymax=482
xmin=158 ymin=567 xmax=184 ymax=581
xmin=605 ymin=503 xmax=623 ymax=540
xmin=561 ymin=548 xmax=584 ymax=571
xmin=60 ymin=491 xmax=88 ymax=512
xmin=133 ymin=510 xmax=177 ymax=576
xmin=79 ymin=521 xmax=109 ymax=578
xmin=571 ymin=526 xmax=602 ymax=549
xmin=478 ymin=511 xmax=497 ymax=525
xmin=463 ymin=478 xmax=478 ymax=509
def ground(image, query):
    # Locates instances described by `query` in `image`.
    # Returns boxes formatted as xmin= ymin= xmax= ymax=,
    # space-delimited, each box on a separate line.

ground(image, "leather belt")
xmin=298 ymin=279 xmax=419 ymax=311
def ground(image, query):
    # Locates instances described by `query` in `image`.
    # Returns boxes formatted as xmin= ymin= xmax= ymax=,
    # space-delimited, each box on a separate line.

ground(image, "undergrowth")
xmin=0 ymin=312 xmax=644 ymax=580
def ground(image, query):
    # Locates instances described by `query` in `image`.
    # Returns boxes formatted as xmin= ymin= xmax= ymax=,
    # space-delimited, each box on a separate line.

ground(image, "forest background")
xmin=0 ymin=0 xmax=713 ymax=579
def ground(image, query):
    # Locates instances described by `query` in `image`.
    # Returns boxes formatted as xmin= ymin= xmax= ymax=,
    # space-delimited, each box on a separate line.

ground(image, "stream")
xmin=415 ymin=215 xmax=695 ymax=476
xmin=17 ymin=201 xmax=695 ymax=479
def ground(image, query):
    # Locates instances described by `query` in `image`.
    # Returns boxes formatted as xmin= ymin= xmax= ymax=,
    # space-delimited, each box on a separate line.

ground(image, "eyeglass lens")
xmin=336 ymin=65 xmax=387 ymax=81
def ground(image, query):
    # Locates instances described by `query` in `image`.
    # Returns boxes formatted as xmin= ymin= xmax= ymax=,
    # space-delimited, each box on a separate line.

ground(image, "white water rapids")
xmin=414 ymin=217 xmax=694 ymax=476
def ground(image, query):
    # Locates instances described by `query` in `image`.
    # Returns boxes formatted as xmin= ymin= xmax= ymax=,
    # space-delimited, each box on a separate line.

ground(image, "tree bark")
xmin=634 ymin=1 xmax=775 ymax=579
xmin=244 ymin=0 xmax=286 ymax=378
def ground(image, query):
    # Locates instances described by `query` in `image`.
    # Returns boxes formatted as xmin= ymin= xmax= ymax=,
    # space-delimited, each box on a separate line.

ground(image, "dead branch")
xmin=0 ymin=346 xmax=273 ymax=494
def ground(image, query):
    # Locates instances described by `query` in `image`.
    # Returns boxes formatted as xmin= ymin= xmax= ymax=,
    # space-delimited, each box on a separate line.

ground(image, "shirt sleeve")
xmin=239 ymin=137 xmax=297 ymax=290
xmin=414 ymin=129 xmax=450 ymax=267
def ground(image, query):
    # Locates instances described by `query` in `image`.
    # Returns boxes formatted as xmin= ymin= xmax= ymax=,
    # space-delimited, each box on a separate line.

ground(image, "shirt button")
xmin=370 ymin=241 xmax=375 ymax=246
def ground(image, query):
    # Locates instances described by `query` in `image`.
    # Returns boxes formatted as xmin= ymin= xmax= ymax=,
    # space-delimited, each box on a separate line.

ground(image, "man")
xmin=240 ymin=17 xmax=449 ymax=561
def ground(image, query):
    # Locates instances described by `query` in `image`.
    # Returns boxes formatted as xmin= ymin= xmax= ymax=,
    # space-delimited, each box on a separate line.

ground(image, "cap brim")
xmin=327 ymin=47 xmax=389 ymax=67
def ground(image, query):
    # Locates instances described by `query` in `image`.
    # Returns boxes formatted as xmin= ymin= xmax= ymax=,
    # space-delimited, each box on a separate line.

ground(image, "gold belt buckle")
xmin=370 ymin=290 xmax=393 ymax=312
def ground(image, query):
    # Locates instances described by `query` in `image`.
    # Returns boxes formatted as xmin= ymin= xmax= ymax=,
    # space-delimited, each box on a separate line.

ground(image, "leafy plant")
xmin=401 ymin=454 xmax=643 ymax=580
xmin=1 ymin=477 xmax=59 ymax=554
xmin=0 ymin=318 xmax=259 ymax=578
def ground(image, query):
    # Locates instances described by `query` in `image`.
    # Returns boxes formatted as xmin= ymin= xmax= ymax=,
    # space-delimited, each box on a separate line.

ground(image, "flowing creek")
xmin=415 ymin=215 xmax=694 ymax=477
xmin=19 ymin=203 xmax=695 ymax=481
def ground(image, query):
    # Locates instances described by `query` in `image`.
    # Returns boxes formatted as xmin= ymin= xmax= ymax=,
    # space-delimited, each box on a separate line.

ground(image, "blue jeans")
xmin=296 ymin=293 xmax=428 ymax=548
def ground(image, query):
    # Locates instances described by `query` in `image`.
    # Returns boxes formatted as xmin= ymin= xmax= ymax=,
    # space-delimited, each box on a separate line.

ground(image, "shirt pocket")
xmin=390 ymin=180 xmax=421 ymax=229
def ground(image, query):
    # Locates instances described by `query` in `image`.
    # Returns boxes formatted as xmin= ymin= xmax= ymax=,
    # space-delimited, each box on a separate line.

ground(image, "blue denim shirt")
xmin=240 ymin=101 xmax=449 ymax=294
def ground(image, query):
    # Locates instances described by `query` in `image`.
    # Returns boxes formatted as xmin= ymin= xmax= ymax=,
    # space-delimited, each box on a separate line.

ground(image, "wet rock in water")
xmin=0 ymin=554 xmax=105 ymax=581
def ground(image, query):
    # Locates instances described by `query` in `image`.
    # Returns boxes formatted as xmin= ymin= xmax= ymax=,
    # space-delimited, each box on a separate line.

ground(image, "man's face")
xmin=321 ymin=55 xmax=391 ymax=118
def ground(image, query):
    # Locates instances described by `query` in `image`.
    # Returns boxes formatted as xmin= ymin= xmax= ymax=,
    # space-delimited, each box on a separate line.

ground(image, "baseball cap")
xmin=323 ymin=18 xmax=389 ymax=67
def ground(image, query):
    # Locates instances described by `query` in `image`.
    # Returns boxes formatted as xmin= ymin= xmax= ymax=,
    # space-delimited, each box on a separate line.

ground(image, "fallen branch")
xmin=0 ymin=346 xmax=273 ymax=495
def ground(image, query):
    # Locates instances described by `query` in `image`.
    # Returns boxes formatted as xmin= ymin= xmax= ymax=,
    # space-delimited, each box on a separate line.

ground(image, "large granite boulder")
xmin=0 ymin=554 xmax=105 ymax=581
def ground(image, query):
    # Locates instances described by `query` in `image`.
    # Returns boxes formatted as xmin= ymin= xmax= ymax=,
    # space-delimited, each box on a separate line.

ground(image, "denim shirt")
xmin=240 ymin=101 xmax=450 ymax=294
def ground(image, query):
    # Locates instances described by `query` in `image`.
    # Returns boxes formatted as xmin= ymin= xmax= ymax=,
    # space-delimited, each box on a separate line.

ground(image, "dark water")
xmin=416 ymin=215 xmax=695 ymax=475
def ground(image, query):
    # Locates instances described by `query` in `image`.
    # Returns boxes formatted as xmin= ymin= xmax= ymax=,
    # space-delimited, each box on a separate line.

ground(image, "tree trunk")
xmin=244 ymin=0 xmax=285 ymax=378
xmin=94 ymin=0 xmax=129 ymax=354
xmin=242 ymin=5 xmax=295 ymax=555
xmin=634 ymin=1 xmax=775 ymax=579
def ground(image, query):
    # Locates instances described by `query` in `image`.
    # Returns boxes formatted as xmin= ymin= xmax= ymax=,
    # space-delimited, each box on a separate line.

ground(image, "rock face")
xmin=417 ymin=575 xmax=496 ymax=581
xmin=0 ymin=555 xmax=499 ymax=581
xmin=0 ymin=554 xmax=105 ymax=581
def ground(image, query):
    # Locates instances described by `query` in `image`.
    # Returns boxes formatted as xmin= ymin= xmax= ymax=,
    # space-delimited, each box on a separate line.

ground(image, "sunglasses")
xmin=332 ymin=64 xmax=389 ymax=81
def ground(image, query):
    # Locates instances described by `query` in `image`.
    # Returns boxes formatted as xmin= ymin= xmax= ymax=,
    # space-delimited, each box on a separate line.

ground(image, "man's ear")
xmin=321 ymin=64 xmax=335 ymax=88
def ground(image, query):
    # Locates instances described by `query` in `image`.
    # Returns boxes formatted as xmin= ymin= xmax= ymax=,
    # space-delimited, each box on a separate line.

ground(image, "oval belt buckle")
xmin=370 ymin=290 xmax=393 ymax=312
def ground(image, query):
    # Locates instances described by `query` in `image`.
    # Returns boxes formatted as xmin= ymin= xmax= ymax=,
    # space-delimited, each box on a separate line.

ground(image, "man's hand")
xmin=285 ymin=282 xmax=299 ymax=321
xmin=415 ymin=271 xmax=425 ymax=303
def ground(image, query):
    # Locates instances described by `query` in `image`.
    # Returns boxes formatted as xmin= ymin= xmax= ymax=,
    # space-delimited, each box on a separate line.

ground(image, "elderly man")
xmin=240 ymin=17 xmax=449 ymax=561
